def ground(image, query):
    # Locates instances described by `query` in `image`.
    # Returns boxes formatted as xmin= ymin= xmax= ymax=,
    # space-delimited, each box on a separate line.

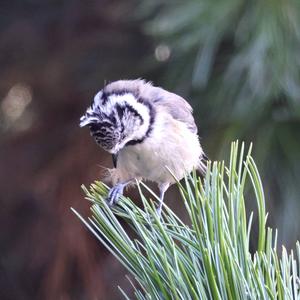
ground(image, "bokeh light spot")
xmin=1 ymin=83 xmax=32 ymax=124
xmin=154 ymin=44 xmax=171 ymax=62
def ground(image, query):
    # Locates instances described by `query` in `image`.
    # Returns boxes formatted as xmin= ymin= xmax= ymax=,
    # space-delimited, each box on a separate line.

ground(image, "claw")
xmin=106 ymin=183 xmax=125 ymax=206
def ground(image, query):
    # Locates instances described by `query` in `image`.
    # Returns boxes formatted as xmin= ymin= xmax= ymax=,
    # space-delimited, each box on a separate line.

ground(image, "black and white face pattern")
xmin=88 ymin=121 xmax=121 ymax=152
xmin=80 ymin=88 xmax=154 ymax=153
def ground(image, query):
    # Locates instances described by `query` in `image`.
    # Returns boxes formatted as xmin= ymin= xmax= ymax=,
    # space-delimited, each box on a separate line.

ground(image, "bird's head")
xmin=80 ymin=114 xmax=122 ymax=154
xmin=80 ymin=82 xmax=153 ymax=154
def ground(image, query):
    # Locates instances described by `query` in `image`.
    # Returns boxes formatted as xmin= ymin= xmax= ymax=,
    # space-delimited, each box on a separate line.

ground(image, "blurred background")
xmin=1 ymin=0 xmax=300 ymax=299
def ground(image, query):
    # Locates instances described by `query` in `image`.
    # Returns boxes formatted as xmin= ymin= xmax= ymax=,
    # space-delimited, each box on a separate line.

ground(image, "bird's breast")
xmin=116 ymin=116 xmax=203 ymax=184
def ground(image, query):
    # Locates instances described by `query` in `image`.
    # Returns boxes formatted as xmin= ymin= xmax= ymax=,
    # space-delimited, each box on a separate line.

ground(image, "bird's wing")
xmin=149 ymin=87 xmax=198 ymax=134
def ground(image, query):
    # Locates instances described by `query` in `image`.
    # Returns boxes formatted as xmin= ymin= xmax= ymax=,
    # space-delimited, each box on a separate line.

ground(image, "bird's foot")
xmin=106 ymin=183 xmax=125 ymax=207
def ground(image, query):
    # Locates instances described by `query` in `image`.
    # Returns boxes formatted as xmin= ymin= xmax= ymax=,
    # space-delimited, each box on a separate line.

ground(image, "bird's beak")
xmin=112 ymin=153 xmax=118 ymax=168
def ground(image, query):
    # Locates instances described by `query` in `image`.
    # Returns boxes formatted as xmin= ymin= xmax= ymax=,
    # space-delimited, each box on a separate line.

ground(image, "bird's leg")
xmin=106 ymin=179 xmax=134 ymax=207
xmin=156 ymin=182 xmax=170 ymax=216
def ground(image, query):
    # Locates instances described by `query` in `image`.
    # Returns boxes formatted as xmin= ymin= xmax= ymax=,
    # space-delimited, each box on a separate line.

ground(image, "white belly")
xmin=114 ymin=117 xmax=203 ymax=184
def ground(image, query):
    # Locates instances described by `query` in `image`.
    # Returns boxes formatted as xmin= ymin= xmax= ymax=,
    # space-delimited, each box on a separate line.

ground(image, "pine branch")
xmin=72 ymin=141 xmax=300 ymax=299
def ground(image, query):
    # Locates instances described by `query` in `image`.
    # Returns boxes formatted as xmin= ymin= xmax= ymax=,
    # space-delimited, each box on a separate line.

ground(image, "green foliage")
xmin=73 ymin=142 xmax=300 ymax=299
xmin=140 ymin=0 xmax=300 ymax=105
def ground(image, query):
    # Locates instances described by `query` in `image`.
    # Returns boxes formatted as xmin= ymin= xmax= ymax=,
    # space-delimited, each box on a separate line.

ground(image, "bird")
xmin=80 ymin=79 xmax=207 ymax=215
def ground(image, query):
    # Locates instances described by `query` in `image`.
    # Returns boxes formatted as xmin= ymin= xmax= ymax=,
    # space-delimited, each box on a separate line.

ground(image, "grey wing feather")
xmin=150 ymin=87 xmax=198 ymax=134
